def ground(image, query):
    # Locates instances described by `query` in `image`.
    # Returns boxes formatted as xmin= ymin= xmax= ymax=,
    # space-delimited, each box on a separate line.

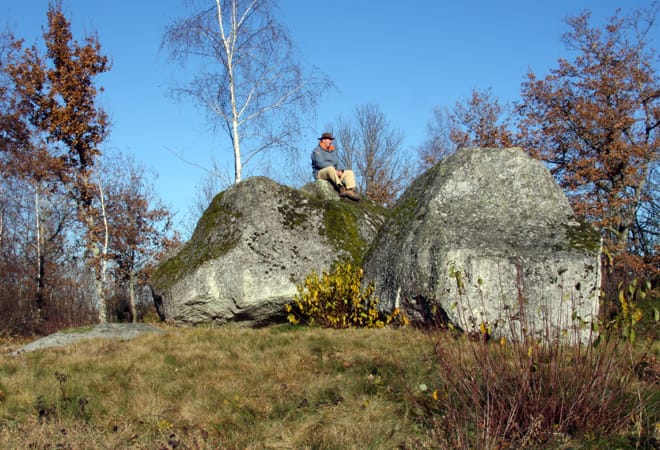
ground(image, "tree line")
xmin=0 ymin=0 xmax=657 ymax=336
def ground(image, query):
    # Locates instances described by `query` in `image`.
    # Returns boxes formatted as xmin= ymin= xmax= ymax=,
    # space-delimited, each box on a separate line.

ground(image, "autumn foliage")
xmin=0 ymin=3 xmax=177 ymax=335
xmin=518 ymin=9 xmax=658 ymax=260
xmin=517 ymin=7 xmax=659 ymax=297
xmin=1 ymin=2 xmax=657 ymax=336
xmin=421 ymin=6 xmax=658 ymax=290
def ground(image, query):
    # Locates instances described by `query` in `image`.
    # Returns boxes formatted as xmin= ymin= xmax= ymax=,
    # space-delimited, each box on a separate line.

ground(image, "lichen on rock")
xmin=363 ymin=147 xmax=602 ymax=344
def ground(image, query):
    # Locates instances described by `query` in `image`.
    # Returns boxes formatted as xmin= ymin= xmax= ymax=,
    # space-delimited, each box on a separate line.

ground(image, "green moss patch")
xmin=61 ymin=326 xmax=95 ymax=334
xmin=321 ymin=202 xmax=367 ymax=266
xmin=562 ymin=219 xmax=601 ymax=253
xmin=153 ymin=191 xmax=242 ymax=290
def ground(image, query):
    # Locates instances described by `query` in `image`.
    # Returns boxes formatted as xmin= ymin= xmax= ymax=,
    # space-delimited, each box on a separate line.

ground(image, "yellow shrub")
xmin=286 ymin=262 xmax=406 ymax=328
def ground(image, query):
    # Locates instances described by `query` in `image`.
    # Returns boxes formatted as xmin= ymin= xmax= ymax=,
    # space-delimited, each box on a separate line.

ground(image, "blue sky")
xmin=2 ymin=0 xmax=656 ymax=233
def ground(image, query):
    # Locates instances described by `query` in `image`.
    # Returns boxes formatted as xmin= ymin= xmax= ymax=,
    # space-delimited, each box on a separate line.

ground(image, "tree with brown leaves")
xmin=517 ymin=6 xmax=659 ymax=268
xmin=5 ymin=2 xmax=111 ymax=322
xmin=100 ymin=152 xmax=179 ymax=322
xmin=449 ymin=88 xmax=514 ymax=150
xmin=419 ymin=88 xmax=514 ymax=169
xmin=2 ymin=4 xmax=179 ymax=332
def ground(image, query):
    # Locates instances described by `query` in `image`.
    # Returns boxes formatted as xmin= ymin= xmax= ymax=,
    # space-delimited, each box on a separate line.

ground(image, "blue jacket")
xmin=311 ymin=145 xmax=338 ymax=179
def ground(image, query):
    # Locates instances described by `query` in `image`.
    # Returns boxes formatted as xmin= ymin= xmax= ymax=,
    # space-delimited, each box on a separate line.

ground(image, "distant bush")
xmin=286 ymin=262 xmax=407 ymax=328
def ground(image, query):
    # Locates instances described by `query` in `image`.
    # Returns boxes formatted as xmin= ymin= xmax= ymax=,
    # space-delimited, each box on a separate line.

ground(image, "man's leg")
xmin=339 ymin=170 xmax=359 ymax=201
xmin=339 ymin=170 xmax=357 ymax=190
xmin=317 ymin=166 xmax=341 ymax=187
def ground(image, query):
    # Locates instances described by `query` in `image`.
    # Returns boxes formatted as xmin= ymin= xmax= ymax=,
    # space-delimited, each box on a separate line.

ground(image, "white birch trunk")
xmin=216 ymin=0 xmax=244 ymax=183
xmin=93 ymin=181 xmax=110 ymax=323
xmin=34 ymin=189 xmax=41 ymax=300
xmin=34 ymin=188 xmax=45 ymax=319
xmin=129 ymin=269 xmax=137 ymax=323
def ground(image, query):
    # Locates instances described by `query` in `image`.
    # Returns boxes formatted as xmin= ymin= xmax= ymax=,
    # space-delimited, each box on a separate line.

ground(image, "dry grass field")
xmin=0 ymin=324 xmax=657 ymax=449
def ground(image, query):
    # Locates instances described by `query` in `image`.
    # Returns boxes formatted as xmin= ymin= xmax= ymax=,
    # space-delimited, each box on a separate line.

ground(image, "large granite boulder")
xmin=364 ymin=147 xmax=602 ymax=343
xmin=151 ymin=177 xmax=387 ymax=326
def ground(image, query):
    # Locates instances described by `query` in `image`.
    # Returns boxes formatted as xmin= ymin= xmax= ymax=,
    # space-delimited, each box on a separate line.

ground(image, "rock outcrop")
xmin=363 ymin=147 xmax=601 ymax=343
xmin=11 ymin=323 xmax=166 ymax=355
xmin=151 ymin=177 xmax=386 ymax=326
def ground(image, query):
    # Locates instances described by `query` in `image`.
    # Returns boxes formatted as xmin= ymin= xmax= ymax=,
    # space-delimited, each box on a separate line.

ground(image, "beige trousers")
xmin=317 ymin=166 xmax=357 ymax=190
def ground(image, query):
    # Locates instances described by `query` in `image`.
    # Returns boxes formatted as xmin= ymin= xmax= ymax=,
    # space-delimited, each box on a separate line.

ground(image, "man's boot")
xmin=339 ymin=186 xmax=360 ymax=201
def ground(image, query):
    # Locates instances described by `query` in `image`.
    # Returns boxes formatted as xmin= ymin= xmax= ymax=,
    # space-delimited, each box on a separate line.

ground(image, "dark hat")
xmin=318 ymin=132 xmax=335 ymax=140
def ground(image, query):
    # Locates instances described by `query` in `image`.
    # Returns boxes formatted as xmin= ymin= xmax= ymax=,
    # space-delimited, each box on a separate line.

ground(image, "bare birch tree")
xmin=163 ymin=0 xmax=329 ymax=184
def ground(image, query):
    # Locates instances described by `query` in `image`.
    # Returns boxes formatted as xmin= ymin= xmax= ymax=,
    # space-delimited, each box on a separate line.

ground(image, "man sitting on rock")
xmin=311 ymin=132 xmax=360 ymax=201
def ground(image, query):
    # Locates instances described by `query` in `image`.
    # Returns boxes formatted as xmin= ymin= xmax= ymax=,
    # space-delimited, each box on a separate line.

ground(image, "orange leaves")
xmin=449 ymin=88 xmax=514 ymax=149
xmin=518 ymin=6 xmax=659 ymax=260
xmin=5 ymin=3 xmax=109 ymax=194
